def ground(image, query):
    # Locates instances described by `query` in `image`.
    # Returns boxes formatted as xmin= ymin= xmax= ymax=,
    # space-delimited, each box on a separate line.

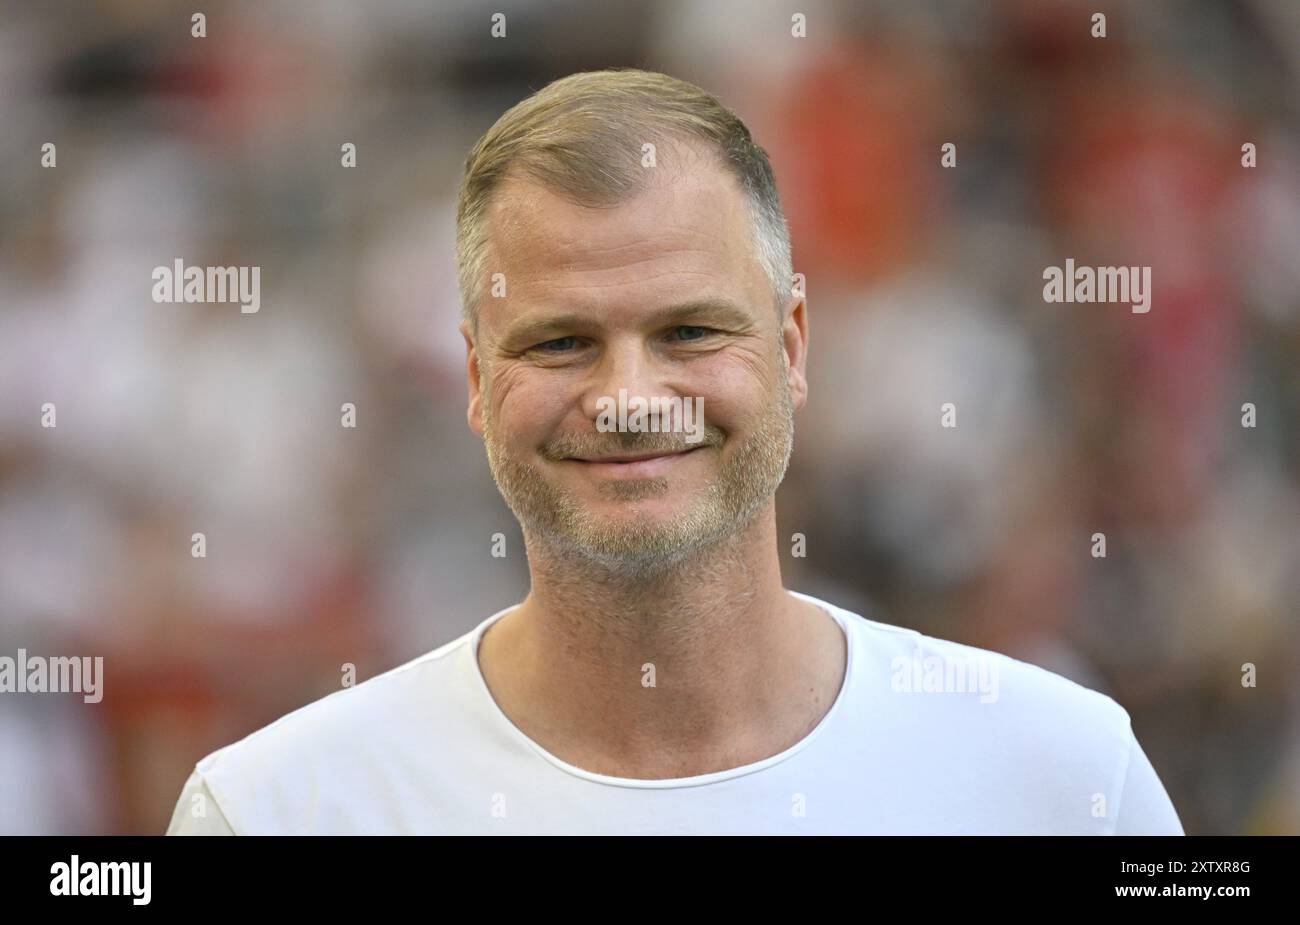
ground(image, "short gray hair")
xmin=455 ymin=68 xmax=793 ymax=332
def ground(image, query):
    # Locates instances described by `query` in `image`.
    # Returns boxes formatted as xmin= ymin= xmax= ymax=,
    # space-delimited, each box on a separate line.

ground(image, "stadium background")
xmin=0 ymin=0 xmax=1297 ymax=834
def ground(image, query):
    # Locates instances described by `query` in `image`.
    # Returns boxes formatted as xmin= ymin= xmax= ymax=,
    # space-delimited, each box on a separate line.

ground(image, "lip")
xmin=564 ymin=446 xmax=706 ymax=479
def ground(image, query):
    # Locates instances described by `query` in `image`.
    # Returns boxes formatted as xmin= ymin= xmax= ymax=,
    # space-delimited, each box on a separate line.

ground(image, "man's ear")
xmin=461 ymin=320 xmax=485 ymax=437
xmin=781 ymin=296 xmax=809 ymax=410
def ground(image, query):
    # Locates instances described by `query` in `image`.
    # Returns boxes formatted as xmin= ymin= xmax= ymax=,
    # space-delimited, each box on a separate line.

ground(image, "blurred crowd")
xmin=0 ymin=0 xmax=1296 ymax=834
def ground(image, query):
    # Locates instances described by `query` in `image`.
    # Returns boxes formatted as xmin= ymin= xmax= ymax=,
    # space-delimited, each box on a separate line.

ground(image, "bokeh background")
xmin=1 ymin=0 xmax=1297 ymax=835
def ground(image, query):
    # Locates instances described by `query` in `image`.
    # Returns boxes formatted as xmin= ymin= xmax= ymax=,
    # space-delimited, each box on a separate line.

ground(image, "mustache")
xmin=541 ymin=425 xmax=725 ymax=461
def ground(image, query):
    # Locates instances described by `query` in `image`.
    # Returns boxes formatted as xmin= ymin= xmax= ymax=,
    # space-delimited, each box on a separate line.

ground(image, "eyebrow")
xmin=500 ymin=299 xmax=756 ymax=345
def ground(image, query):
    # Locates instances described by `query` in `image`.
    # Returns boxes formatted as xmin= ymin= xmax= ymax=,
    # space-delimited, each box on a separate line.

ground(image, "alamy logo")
xmin=50 ymin=856 xmax=151 ymax=905
xmin=1042 ymin=259 xmax=1151 ymax=313
xmin=890 ymin=646 xmax=1000 ymax=703
xmin=0 ymin=650 xmax=102 ymax=703
xmin=596 ymin=389 xmax=704 ymax=444
xmin=152 ymin=258 xmax=261 ymax=313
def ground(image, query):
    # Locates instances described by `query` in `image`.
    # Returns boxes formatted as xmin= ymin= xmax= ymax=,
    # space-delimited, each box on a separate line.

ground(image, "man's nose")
xmin=579 ymin=339 xmax=664 ymax=423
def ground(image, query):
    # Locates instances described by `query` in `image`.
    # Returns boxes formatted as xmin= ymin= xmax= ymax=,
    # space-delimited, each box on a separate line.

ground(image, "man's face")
xmin=462 ymin=147 xmax=808 ymax=576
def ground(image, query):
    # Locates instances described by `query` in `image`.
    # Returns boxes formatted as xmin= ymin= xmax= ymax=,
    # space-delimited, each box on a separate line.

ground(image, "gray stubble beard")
xmin=481 ymin=370 xmax=794 ymax=582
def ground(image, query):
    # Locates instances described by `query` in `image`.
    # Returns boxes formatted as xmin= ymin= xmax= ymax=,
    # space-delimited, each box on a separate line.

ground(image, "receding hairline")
xmin=456 ymin=68 xmax=793 ymax=334
xmin=471 ymin=140 xmax=781 ymax=326
xmin=480 ymin=135 xmax=755 ymax=261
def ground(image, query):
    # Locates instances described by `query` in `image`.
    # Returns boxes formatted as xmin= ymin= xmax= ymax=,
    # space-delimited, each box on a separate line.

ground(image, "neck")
xmin=477 ymin=503 xmax=847 ymax=778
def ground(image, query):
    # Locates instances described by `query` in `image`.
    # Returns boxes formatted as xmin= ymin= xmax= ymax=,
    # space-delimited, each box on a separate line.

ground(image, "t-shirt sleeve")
xmin=165 ymin=768 xmax=238 ymax=835
xmin=1113 ymin=730 xmax=1184 ymax=835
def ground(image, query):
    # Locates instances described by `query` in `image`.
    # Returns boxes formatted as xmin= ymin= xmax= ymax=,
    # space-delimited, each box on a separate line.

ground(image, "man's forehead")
xmin=473 ymin=145 xmax=772 ymax=337
xmin=485 ymin=158 xmax=752 ymax=270
xmin=481 ymin=198 xmax=763 ymax=336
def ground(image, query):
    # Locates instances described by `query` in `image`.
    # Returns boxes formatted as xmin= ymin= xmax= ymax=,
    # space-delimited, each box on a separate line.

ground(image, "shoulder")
xmin=180 ymin=621 xmax=486 ymax=834
xmin=807 ymin=592 xmax=1135 ymax=780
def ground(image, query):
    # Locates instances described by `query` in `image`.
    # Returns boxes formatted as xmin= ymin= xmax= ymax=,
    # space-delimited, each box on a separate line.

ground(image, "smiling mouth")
xmin=571 ymin=447 xmax=703 ymax=464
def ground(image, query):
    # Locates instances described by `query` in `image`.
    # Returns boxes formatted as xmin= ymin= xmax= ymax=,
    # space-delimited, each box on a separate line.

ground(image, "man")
xmin=166 ymin=68 xmax=1183 ymax=835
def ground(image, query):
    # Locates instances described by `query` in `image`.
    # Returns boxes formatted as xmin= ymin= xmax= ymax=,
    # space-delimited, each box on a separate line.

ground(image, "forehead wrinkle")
xmin=488 ymin=160 xmax=748 ymax=259
xmin=497 ymin=211 xmax=739 ymax=279
xmin=481 ymin=166 xmax=766 ymax=337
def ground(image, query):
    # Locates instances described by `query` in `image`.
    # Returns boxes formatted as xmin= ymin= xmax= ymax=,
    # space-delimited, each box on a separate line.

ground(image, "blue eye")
xmin=535 ymin=336 xmax=579 ymax=352
xmin=673 ymin=326 xmax=713 ymax=341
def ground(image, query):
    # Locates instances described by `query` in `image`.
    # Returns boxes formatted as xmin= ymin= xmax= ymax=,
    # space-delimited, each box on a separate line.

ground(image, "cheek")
xmin=495 ymin=369 xmax=579 ymax=443
xmin=692 ymin=351 xmax=779 ymax=434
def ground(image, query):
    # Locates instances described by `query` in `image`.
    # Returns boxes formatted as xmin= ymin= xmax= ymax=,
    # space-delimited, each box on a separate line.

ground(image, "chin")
xmin=584 ymin=496 xmax=696 ymax=524
xmin=564 ymin=537 xmax=704 ymax=578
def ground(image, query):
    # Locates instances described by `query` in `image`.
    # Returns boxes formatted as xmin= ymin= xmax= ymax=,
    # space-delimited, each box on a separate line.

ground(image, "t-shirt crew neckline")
xmin=468 ymin=590 xmax=855 ymax=790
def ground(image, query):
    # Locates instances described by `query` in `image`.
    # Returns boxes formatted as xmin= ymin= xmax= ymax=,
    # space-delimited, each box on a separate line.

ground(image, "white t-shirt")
xmin=165 ymin=591 xmax=1184 ymax=835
